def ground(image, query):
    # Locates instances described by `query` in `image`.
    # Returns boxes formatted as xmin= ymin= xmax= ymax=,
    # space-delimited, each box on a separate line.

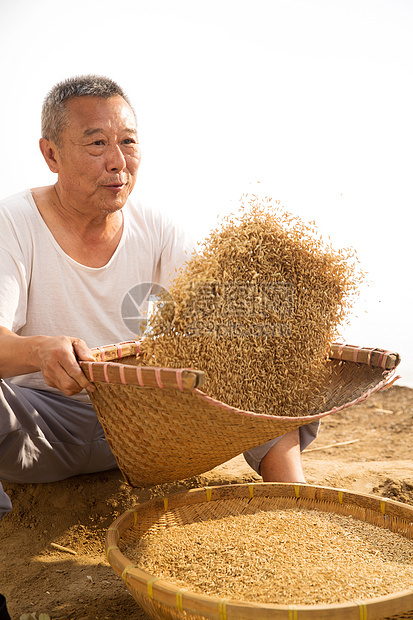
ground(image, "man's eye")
xmin=92 ymin=140 xmax=105 ymax=146
xmin=122 ymin=138 xmax=137 ymax=145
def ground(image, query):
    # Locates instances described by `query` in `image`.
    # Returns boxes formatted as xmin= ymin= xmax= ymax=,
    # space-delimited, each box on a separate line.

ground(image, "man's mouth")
xmin=103 ymin=181 xmax=127 ymax=191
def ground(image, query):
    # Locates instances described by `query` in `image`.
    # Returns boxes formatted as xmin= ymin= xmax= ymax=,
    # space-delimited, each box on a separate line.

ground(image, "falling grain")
xmin=140 ymin=197 xmax=363 ymax=416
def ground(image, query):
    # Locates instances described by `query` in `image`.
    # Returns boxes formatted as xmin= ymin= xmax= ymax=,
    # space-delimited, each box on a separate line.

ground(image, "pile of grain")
xmin=140 ymin=196 xmax=362 ymax=416
xmin=125 ymin=507 xmax=413 ymax=606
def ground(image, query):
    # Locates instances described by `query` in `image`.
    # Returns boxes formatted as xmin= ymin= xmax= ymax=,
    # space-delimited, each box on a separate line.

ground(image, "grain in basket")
xmin=123 ymin=506 xmax=413 ymax=606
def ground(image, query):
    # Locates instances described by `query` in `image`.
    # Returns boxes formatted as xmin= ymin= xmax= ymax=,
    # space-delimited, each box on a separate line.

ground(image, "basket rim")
xmin=84 ymin=340 xmax=401 ymax=371
xmin=106 ymin=482 xmax=413 ymax=618
xmin=190 ymin=369 xmax=398 ymax=422
xmin=82 ymin=340 xmax=400 ymax=422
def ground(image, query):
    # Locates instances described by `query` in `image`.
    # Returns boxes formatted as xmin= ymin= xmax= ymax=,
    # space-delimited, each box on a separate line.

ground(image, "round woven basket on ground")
xmin=106 ymin=482 xmax=413 ymax=620
xmin=80 ymin=341 xmax=400 ymax=488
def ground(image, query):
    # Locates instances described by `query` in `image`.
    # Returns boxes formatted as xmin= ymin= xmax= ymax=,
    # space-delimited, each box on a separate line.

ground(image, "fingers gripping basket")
xmin=106 ymin=483 xmax=413 ymax=620
xmin=80 ymin=342 xmax=400 ymax=488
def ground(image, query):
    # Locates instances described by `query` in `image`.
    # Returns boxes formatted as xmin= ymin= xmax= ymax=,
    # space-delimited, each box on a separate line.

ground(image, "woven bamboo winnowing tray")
xmin=80 ymin=341 xmax=401 ymax=488
xmin=106 ymin=483 xmax=413 ymax=620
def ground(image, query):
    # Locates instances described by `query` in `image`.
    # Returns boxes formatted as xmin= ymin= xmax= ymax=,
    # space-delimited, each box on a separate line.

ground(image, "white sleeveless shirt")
xmin=0 ymin=189 xmax=195 ymax=400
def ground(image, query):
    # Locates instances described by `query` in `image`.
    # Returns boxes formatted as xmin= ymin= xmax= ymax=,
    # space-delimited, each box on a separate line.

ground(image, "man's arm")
xmin=0 ymin=326 xmax=95 ymax=396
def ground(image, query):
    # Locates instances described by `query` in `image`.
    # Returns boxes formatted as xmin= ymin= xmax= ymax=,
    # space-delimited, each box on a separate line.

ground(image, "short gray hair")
xmin=41 ymin=74 xmax=135 ymax=145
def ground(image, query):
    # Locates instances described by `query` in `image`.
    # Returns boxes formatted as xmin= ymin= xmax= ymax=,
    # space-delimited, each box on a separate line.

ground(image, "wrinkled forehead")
xmin=63 ymin=95 xmax=138 ymax=136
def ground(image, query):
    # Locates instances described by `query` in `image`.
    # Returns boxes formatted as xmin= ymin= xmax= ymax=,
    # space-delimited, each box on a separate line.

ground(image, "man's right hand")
xmin=0 ymin=328 xmax=95 ymax=396
xmin=34 ymin=335 xmax=96 ymax=396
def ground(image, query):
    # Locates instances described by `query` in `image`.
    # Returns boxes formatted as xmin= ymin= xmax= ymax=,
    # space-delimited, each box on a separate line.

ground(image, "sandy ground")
xmin=0 ymin=384 xmax=412 ymax=619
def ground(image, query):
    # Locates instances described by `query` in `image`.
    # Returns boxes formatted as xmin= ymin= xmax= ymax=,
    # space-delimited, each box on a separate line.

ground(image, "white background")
xmin=1 ymin=0 xmax=412 ymax=385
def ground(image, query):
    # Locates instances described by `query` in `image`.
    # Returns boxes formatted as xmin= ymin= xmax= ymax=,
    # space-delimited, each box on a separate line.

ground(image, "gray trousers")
xmin=0 ymin=379 xmax=320 ymax=519
xmin=0 ymin=379 xmax=117 ymax=519
xmin=243 ymin=421 xmax=320 ymax=474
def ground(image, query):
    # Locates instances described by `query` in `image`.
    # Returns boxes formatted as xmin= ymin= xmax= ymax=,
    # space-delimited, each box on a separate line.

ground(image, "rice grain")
xmin=140 ymin=197 xmax=363 ymax=416
xmin=124 ymin=507 xmax=413 ymax=606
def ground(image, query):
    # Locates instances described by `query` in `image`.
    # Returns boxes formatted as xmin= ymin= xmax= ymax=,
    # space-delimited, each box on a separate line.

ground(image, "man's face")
xmin=53 ymin=95 xmax=141 ymax=214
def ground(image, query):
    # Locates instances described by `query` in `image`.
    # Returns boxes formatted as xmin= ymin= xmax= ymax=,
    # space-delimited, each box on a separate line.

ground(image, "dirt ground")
xmin=0 ymin=384 xmax=412 ymax=619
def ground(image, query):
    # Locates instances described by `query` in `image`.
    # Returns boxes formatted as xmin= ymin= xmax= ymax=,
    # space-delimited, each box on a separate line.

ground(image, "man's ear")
xmin=39 ymin=138 xmax=60 ymax=173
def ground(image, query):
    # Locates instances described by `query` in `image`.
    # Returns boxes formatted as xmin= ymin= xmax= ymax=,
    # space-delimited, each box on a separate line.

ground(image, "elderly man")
xmin=0 ymin=75 xmax=314 ymax=524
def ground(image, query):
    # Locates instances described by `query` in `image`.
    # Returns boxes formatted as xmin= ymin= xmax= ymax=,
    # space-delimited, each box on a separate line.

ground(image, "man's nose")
xmin=106 ymin=144 xmax=127 ymax=172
